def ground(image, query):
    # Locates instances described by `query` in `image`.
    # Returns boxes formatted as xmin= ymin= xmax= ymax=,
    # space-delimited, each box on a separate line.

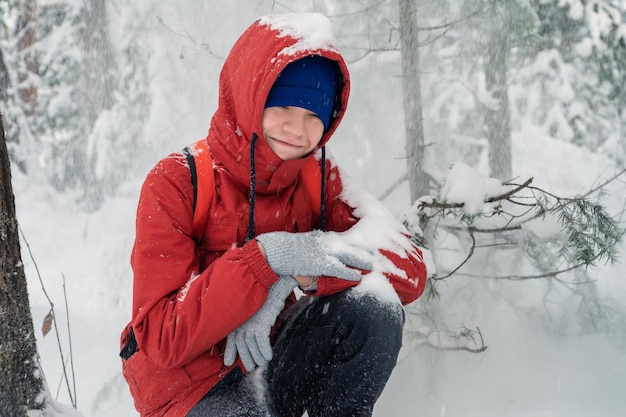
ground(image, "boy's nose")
xmin=283 ymin=115 xmax=305 ymax=137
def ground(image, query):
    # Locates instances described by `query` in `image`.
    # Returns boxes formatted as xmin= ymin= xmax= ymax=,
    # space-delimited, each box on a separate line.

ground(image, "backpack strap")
xmin=183 ymin=139 xmax=215 ymax=239
xmin=184 ymin=139 xmax=323 ymax=240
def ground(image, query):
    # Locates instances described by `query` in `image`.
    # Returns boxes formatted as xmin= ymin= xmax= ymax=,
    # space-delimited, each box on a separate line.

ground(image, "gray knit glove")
xmin=223 ymin=276 xmax=297 ymax=371
xmin=256 ymin=230 xmax=372 ymax=281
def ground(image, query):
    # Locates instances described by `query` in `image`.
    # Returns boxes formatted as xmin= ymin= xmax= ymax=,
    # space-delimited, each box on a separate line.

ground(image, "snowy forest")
xmin=1 ymin=0 xmax=626 ymax=416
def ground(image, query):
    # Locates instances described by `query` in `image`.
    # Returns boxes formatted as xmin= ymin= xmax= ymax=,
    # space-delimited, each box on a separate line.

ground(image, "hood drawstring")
xmin=247 ymin=133 xmax=258 ymax=242
xmin=246 ymin=134 xmax=327 ymax=241
xmin=320 ymin=146 xmax=326 ymax=232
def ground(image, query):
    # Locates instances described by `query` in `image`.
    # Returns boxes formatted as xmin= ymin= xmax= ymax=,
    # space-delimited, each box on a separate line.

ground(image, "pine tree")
xmin=4 ymin=1 xmax=151 ymax=209
xmin=517 ymin=0 xmax=626 ymax=152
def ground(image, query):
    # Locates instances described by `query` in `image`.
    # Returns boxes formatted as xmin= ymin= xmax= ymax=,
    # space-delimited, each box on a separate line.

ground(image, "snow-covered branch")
xmin=406 ymin=163 xmax=625 ymax=295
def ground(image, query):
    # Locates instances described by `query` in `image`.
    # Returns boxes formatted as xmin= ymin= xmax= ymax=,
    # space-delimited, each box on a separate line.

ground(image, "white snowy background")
xmin=8 ymin=1 xmax=626 ymax=416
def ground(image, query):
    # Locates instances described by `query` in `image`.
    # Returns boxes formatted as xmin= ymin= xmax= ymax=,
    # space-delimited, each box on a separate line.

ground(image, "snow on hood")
xmin=259 ymin=13 xmax=339 ymax=57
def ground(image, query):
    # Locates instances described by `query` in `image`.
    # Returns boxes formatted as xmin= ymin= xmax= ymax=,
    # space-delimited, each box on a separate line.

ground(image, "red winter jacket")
xmin=120 ymin=14 xmax=427 ymax=417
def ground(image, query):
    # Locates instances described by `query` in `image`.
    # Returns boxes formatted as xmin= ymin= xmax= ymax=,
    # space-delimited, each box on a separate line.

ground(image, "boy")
xmin=120 ymin=13 xmax=427 ymax=417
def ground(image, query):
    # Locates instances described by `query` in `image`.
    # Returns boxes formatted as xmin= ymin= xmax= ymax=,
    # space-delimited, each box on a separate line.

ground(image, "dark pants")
xmin=187 ymin=290 xmax=405 ymax=417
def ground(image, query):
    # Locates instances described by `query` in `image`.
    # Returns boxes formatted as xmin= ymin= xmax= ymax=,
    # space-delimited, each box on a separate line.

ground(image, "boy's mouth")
xmin=269 ymin=137 xmax=301 ymax=149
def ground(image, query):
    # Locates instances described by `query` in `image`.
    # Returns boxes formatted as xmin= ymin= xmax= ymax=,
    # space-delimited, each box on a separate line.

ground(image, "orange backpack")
xmin=183 ymin=139 xmax=323 ymax=239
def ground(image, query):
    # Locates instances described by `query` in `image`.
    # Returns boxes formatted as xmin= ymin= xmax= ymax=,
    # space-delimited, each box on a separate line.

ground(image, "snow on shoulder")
xmin=259 ymin=13 xmax=338 ymax=56
xmin=441 ymin=162 xmax=512 ymax=215
xmin=328 ymin=160 xmax=423 ymax=305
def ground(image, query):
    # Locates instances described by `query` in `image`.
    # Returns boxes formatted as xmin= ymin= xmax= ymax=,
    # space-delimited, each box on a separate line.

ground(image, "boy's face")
xmin=262 ymin=106 xmax=325 ymax=161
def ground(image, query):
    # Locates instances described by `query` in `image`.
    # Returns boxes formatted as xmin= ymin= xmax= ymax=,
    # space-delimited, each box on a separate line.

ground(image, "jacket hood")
xmin=206 ymin=13 xmax=350 ymax=194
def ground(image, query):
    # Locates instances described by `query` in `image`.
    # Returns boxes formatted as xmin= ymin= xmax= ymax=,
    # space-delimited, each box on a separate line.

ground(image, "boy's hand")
xmin=223 ymin=276 xmax=297 ymax=371
xmin=256 ymin=230 xmax=372 ymax=281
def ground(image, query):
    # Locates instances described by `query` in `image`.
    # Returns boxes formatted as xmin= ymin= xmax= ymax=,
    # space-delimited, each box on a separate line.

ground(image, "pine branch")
xmin=412 ymin=172 xmax=626 ymax=288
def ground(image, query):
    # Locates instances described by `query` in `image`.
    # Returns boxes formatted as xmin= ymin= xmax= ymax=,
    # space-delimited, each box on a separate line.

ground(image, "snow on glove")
xmin=223 ymin=276 xmax=297 ymax=371
xmin=256 ymin=230 xmax=373 ymax=281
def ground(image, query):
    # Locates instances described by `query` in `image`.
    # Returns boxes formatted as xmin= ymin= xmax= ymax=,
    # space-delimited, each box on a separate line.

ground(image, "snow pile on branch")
xmin=440 ymin=162 xmax=511 ymax=214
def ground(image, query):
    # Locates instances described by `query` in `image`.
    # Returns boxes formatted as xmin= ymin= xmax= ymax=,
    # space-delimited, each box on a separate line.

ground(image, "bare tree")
xmin=74 ymin=0 xmax=116 ymax=209
xmin=0 ymin=114 xmax=44 ymax=415
xmin=483 ymin=3 xmax=512 ymax=181
xmin=80 ymin=0 xmax=114 ymax=130
xmin=0 ymin=48 xmax=9 ymax=103
xmin=399 ymin=0 xmax=430 ymax=204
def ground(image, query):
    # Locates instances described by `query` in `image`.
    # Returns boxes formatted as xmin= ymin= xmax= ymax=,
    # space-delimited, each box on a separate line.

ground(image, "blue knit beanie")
xmin=265 ymin=55 xmax=340 ymax=131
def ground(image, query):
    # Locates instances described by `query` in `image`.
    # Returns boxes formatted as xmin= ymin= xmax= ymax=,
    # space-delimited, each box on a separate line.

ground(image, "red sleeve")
xmin=130 ymin=154 xmax=278 ymax=368
xmin=311 ymin=162 xmax=427 ymax=305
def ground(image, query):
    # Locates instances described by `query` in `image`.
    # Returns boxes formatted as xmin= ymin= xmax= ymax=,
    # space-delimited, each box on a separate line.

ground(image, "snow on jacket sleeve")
xmin=313 ymin=160 xmax=427 ymax=305
xmin=130 ymin=154 xmax=279 ymax=369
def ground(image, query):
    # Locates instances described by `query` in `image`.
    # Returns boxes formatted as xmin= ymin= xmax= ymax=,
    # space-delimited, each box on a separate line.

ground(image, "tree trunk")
xmin=76 ymin=0 xmax=115 ymax=209
xmin=0 ymin=114 xmax=44 ymax=415
xmin=0 ymin=48 xmax=9 ymax=103
xmin=484 ymin=34 xmax=512 ymax=181
xmin=16 ymin=0 xmax=38 ymax=116
xmin=399 ymin=0 xmax=430 ymax=204
xmin=80 ymin=0 xmax=114 ymax=130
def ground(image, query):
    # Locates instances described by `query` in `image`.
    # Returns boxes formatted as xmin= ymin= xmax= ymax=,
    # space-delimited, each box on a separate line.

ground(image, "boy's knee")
xmin=326 ymin=290 xmax=405 ymax=352
xmin=333 ymin=290 xmax=404 ymax=328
